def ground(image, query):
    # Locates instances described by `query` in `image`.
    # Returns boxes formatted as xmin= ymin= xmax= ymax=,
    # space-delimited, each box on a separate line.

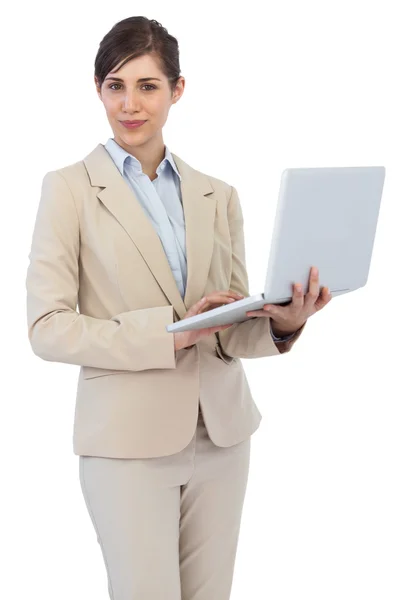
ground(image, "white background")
xmin=1 ymin=1 xmax=399 ymax=598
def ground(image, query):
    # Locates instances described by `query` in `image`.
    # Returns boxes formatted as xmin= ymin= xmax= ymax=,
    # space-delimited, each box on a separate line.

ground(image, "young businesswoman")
xmin=26 ymin=16 xmax=332 ymax=600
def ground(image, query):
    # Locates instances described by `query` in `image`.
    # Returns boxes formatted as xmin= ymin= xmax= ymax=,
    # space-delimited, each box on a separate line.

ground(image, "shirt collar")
xmin=104 ymin=137 xmax=182 ymax=181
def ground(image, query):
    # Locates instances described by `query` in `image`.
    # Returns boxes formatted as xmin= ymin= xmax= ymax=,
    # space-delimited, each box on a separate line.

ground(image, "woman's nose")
xmin=122 ymin=91 xmax=142 ymax=111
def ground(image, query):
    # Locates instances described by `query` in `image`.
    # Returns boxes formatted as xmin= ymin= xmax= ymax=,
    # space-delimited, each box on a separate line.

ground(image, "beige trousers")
xmin=78 ymin=405 xmax=251 ymax=600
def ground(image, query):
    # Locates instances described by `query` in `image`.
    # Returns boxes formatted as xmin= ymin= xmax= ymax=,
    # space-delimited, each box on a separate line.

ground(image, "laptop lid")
xmin=262 ymin=166 xmax=386 ymax=304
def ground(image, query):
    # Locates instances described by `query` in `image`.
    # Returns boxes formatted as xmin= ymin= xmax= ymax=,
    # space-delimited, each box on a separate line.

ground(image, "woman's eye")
xmin=108 ymin=83 xmax=156 ymax=91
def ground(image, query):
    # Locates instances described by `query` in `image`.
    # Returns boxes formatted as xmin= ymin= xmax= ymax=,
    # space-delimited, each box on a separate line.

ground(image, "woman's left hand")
xmin=246 ymin=266 xmax=332 ymax=336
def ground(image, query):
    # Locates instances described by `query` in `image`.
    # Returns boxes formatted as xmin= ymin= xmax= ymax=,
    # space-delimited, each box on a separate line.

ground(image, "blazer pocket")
xmin=215 ymin=343 xmax=237 ymax=365
xmin=82 ymin=366 xmax=132 ymax=379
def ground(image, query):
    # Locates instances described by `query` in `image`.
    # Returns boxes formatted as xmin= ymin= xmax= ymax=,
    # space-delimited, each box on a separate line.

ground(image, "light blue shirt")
xmin=104 ymin=138 xmax=295 ymax=342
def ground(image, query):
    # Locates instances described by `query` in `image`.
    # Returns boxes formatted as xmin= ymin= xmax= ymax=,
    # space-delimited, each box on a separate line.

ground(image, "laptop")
xmin=167 ymin=165 xmax=386 ymax=333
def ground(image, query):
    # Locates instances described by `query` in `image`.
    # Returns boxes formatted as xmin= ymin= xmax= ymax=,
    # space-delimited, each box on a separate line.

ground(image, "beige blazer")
xmin=26 ymin=143 xmax=306 ymax=458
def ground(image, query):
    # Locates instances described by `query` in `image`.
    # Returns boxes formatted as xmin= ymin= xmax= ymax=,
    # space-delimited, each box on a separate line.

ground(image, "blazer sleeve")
xmin=26 ymin=170 xmax=177 ymax=371
xmin=216 ymin=185 xmax=306 ymax=359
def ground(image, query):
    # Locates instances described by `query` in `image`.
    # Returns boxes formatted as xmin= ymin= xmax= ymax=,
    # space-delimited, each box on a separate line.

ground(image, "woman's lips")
xmin=120 ymin=120 xmax=147 ymax=129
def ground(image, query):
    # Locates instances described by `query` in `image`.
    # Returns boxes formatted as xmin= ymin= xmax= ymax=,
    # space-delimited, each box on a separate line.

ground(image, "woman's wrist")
xmin=270 ymin=319 xmax=302 ymax=338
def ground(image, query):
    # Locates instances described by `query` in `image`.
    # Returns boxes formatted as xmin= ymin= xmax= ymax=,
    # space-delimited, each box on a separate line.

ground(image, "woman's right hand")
xmin=173 ymin=290 xmax=244 ymax=351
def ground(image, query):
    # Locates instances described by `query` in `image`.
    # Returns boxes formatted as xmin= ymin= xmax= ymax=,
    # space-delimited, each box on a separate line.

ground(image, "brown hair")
xmin=94 ymin=16 xmax=181 ymax=95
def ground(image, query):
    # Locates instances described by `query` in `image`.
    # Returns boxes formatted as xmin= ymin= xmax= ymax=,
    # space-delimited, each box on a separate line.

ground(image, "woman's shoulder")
xmin=41 ymin=157 xmax=88 ymax=181
xmin=41 ymin=143 xmax=104 ymax=188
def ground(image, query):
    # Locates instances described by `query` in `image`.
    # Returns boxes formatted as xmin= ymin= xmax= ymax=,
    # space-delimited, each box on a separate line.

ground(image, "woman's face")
xmin=95 ymin=53 xmax=184 ymax=151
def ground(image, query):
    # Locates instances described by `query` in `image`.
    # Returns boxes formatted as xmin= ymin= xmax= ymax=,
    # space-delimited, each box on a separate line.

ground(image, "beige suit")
xmin=26 ymin=143 xmax=305 ymax=459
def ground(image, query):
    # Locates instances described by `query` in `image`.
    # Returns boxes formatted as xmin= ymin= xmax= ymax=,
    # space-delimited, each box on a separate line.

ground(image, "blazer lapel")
xmin=83 ymin=144 xmax=216 ymax=322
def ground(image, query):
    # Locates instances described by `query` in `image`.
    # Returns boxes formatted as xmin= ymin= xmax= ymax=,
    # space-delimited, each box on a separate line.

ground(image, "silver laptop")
xmin=167 ymin=165 xmax=386 ymax=333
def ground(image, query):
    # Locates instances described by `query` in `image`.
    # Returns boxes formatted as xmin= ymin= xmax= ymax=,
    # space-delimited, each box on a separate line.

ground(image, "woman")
xmin=26 ymin=16 xmax=331 ymax=600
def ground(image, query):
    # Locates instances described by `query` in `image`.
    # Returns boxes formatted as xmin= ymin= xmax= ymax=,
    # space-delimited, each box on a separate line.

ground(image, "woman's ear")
xmin=94 ymin=76 xmax=102 ymax=99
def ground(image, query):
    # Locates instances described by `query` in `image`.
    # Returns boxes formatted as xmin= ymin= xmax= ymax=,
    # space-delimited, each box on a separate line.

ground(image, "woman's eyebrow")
xmin=104 ymin=76 xmax=162 ymax=83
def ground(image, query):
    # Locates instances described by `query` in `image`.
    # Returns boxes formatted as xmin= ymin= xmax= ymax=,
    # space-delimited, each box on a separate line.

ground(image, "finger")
xmin=186 ymin=297 xmax=208 ymax=317
xmin=290 ymin=282 xmax=304 ymax=310
xmin=246 ymin=310 xmax=269 ymax=317
xmin=304 ymin=266 xmax=320 ymax=311
xmin=261 ymin=282 xmax=303 ymax=315
xmin=314 ymin=286 xmax=332 ymax=311
xmin=199 ymin=298 xmax=236 ymax=313
xmin=210 ymin=290 xmax=244 ymax=299
xmin=206 ymin=291 xmax=244 ymax=301
xmin=201 ymin=293 xmax=240 ymax=308
xmin=206 ymin=296 xmax=237 ymax=305
xmin=192 ymin=297 xmax=207 ymax=313
xmin=228 ymin=290 xmax=245 ymax=299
